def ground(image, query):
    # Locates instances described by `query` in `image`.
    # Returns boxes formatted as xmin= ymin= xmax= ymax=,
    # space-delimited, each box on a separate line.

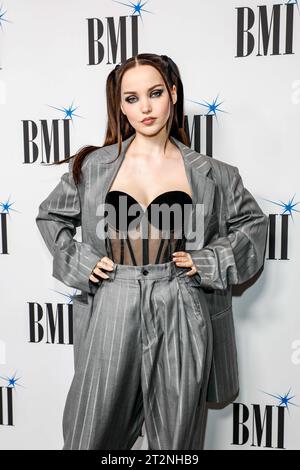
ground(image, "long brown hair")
xmin=51 ymin=53 xmax=190 ymax=184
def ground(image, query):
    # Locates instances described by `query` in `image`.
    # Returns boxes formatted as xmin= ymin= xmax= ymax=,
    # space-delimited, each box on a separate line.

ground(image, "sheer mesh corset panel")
xmin=104 ymin=190 xmax=193 ymax=265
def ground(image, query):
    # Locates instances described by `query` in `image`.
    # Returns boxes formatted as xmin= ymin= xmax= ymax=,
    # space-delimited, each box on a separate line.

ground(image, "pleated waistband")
xmin=107 ymin=260 xmax=187 ymax=281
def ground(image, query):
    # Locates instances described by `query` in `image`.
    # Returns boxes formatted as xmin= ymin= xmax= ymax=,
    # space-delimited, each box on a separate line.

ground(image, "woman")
xmin=36 ymin=53 xmax=269 ymax=450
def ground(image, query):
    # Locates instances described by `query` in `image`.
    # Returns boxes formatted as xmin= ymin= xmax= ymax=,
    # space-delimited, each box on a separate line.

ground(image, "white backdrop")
xmin=0 ymin=0 xmax=299 ymax=450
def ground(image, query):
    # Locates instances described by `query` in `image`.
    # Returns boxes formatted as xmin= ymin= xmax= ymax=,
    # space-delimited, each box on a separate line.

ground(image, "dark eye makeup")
xmin=125 ymin=89 xmax=164 ymax=103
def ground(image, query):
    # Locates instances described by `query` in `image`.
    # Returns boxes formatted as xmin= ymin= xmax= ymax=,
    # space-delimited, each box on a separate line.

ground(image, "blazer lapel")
xmin=169 ymin=136 xmax=216 ymax=250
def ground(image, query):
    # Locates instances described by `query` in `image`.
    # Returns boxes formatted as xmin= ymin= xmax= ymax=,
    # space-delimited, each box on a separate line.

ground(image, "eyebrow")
xmin=123 ymin=83 xmax=165 ymax=95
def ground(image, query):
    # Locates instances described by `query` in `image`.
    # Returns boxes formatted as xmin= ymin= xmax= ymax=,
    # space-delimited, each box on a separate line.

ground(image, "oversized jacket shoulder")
xmin=36 ymin=155 xmax=101 ymax=295
xmin=185 ymin=150 xmax=269 ymax=291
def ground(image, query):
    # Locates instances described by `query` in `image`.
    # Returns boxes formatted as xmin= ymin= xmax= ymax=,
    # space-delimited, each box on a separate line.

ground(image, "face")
xmin=120 ymin=64 xmax=177 ymax=135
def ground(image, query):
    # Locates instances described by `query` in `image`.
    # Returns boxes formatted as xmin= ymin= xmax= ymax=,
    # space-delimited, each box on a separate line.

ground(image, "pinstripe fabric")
xmin=35 ymin=160 xmax=101 ymax=294
xmin=187 ymin=163 xmax=268 ymax=291
xmin=62 ymin=261 xmax=213 ymax=450
xmin=36 ymin=132 xmax=269 ymax=437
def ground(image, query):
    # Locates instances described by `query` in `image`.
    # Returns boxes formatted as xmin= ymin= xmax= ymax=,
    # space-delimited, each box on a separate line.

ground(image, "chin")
xmin=138 ymin=123 xmax=165 ymax=135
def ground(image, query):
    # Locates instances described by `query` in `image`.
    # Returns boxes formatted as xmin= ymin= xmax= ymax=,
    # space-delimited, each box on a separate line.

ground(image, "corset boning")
xmin=104 ymin=190 xmax=193 ymax=265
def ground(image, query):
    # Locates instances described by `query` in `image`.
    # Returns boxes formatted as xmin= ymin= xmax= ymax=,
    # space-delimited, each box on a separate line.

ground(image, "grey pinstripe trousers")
xmin=62 ymin=260 xmax=213 ymax=450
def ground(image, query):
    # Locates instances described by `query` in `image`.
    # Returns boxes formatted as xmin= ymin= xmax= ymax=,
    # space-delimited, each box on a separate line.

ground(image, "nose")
xmin=140 ymin=98 xmax=152 ymax=113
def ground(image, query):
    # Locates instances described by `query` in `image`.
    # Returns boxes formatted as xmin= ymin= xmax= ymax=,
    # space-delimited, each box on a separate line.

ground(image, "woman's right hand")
xmin=89 ymin=256 xmax=115 ymax=283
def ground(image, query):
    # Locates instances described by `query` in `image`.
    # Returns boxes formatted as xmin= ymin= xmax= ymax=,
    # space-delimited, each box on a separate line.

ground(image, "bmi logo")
xmin=232 ymin=388 xmax=298 ymax=448
xmin=235 ymin=2 xmax=298 ymax=57
xmin=263 ymin=194 xmax=299 ymax=260
xmin=0 ymin=372 xmax=23 ymax=427
xmin=0 ymin=198 xmax=18 ymax=255
xmin=28 ymin=291 xmax=78 ymax=344
xmin=86 ymin=12 xmax=139 ymax=65
xmin=22 ymin=106 xmax=75 ymax=164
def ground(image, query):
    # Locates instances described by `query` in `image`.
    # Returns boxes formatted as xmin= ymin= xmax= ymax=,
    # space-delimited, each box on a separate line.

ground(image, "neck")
xmin=127 ymin=129 xmax=172 ymax=159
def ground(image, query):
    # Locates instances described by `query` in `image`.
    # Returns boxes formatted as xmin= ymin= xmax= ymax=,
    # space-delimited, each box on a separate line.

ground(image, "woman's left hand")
xmin=172 ymin=251 xmax=198 ymax=277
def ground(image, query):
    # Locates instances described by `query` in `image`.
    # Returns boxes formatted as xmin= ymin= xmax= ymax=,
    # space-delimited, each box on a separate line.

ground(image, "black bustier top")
xmin=104 ymin=190 xmax=193 ymax=266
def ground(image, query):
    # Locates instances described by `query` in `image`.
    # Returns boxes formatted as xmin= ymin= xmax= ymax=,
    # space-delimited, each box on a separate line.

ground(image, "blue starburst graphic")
xmin=260 ymin=387 xmax=299 ymax=415
xmin=262 ymin=193 xmax=300 ymax=222
xmin=112 ymin=0 xmax=154 ymax=25
xmin=0 ymin=371 xmax=24 ymax=391
xmin=287 ymin=0 xmax=300 ymax=15
xmin=0 ymin=4 xmax=12 ymax=31
xmin=187 ymin=92 xmax=228 ymax=124
xmin=0 ymin=196 xmax=18 ymax=215
xmin=47 ymin=99 xmax=82 ymax=128
xmin=51 ymin=288 xmax=79 ymax=304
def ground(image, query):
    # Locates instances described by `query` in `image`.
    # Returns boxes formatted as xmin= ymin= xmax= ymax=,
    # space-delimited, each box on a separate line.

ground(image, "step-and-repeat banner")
xmin=0 ymin=0 xmax=299 ymax=450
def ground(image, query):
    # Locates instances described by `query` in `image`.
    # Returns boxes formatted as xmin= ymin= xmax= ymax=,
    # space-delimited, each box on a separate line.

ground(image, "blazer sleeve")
xmin=35 ymin=159 xmax=101 ymax=294
xmin=189 ymin=166 xmax=269 ymax=291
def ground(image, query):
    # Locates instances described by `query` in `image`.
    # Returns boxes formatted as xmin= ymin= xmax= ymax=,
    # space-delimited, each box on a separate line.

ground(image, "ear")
xmin=171 ymin=84 xmax=177 ymax=106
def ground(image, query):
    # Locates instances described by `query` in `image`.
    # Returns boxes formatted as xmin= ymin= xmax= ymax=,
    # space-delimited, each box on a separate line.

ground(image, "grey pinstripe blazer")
xmin=36 ymin=133 xmax=269 ymax=404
